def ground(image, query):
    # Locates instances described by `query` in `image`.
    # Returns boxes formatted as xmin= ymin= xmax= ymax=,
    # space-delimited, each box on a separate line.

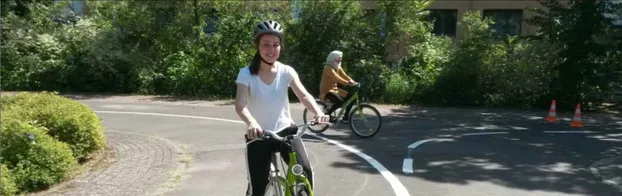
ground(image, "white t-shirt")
xmin=235 ymin=63 xmax=298 ymax=133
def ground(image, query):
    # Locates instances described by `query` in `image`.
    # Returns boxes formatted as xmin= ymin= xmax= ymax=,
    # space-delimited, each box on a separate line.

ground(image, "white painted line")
xmin=403 ymin=138 xmax=452 ymax=175
xmin=408 ymin=139 xmax=451 ymax=149
xmin=543 ymin=131 xmax=595 ymax=134
xmin=403 ymin=130 xmax=599 ymax=176
xmin=95 ymin=111 xmax=245 ymax=123
xmin=461 ymin=132 xmax=510 ymax=136
xmin=95 ymin=110 xmax=411 ymax=196
xmin=308 ymin=132 xmax=411 ymax=196
xmin=402 ymin=158 xmax=413 ymax=174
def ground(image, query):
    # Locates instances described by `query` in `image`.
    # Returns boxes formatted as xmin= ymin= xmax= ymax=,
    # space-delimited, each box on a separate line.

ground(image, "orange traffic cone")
xmin=546 ymin=100 xmax=558 ymax=122
xmin=569 ymin=104 xmax=584 ymax=128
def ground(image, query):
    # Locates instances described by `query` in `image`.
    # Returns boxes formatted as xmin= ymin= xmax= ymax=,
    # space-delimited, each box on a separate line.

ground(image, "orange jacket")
xmin=319 ymin=65 xmax=353 ymax=101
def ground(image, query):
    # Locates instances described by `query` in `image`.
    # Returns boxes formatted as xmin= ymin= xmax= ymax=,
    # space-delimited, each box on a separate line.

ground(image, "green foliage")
xmin=1 ymin=164 xmax=19 ymax=196
xmin=526 ymin=0 xmax=622 ymax=109
xmin=422 ymin=11 xmax=557 ymax=108
xmin=0 ymin=116 xmax=77 ymax=193
xmin=2 ymin=0 xmax=621 ymax=110
xmin=346 ymin=58 xmax=391 ymax=102
xmin=283 ymin=0 xmax=381 ymax=97
xmin=2 ymin=92 xmax=106 ymax=162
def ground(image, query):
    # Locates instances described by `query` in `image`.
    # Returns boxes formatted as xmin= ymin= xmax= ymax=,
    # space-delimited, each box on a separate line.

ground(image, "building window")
xmin=70 ymin=0 xmax=86 ymax=16
xmin=363 ymin=9 xmax=386 ymax=38
xmin=603 ymin=0 xmax=622 ymax=28
xmin=291 ymin=0 xmax=301 ymax=19
xmin=204 ymin=8 xmax=219 ymax=35
xmin=428 ymin=9 xmax=457 ymax=37
xmin=483 ymin=9 xmax=523 ymax=36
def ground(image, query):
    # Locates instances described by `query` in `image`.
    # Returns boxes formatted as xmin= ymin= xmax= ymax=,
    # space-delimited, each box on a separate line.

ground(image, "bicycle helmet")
xmin=253 ymin=20 xmax=284 ymax=42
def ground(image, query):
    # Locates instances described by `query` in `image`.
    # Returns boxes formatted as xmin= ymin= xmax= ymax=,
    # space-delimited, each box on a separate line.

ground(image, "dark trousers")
xmin=325 ymin=92 xmax=354 ymax=120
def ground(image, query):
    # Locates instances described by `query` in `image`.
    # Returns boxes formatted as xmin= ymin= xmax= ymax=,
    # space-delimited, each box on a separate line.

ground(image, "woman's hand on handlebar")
xmin=313 ymin=113 xmax=330 ymax=125
xmin=348 ymin=80 xmax=359 ymax=87
xmin=247 ymin=122 xmax=263 ymax=140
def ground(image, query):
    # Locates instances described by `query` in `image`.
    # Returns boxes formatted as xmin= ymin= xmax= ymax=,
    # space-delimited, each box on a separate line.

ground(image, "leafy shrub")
xmin=0 ymin=116 xmax=77 ymax=192
xmin=2 ymin=92 xmax=106 ymax=161
xmin=382 ymin=71 xmax=413 ymax=104
xmin=346 ymin=58 xmax=391 ymax=102
xmin=284 ymin=0 xmax=380 ymax=97
xmin=1 ymin=164 xmax=19 ymax=196
xmin=423 ymin=11 xmax=555 ymax=108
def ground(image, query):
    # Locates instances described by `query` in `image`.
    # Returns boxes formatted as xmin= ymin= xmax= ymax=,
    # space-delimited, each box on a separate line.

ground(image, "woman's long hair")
xmin=249 ymin=51 xmax=262 ymax=75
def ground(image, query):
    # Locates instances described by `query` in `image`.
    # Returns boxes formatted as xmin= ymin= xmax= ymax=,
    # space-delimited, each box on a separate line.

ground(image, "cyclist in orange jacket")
xmin=318 ymin=50 xmax=357 ymax=123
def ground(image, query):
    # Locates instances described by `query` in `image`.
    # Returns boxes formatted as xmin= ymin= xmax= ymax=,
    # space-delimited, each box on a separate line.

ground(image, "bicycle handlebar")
xmin=259 ymin=121 xmax=326 ymax=142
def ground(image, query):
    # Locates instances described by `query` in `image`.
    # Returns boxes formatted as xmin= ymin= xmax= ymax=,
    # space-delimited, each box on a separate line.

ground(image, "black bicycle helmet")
xmin=253 ymin=20 xmax=284 ymax=42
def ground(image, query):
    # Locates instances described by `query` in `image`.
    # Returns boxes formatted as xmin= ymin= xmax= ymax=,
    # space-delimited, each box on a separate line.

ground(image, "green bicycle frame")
xmin=331 ymin=92 xmax=365 ymax=125
xmin=287 ymin=150 xmax=313 ymax=196
xmin=273 ymin=147 xmax=314 ymax=196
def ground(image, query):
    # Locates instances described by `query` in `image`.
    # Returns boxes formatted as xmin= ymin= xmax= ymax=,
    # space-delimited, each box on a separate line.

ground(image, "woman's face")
xmin=258 ymin=34 xmax=281 ymax=64
xmin=336 ymin=56 xmax=342 ymax=63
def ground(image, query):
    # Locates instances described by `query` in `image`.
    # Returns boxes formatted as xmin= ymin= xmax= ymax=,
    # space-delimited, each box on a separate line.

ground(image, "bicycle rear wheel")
xmin=348 ymin=104 xmax=382 ymax=138
xmin=302 ymin=100 xmax=330 ymax=133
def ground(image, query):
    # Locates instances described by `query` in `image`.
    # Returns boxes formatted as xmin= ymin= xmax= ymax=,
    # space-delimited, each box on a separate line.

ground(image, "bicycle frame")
xmin=330 ymin=91 xmax=365 ymax=126
xmin=269 ymin=142 xmax=314 ymax=196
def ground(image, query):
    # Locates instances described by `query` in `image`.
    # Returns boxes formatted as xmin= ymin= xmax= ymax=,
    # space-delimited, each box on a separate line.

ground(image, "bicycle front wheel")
xmin=302 ymin=100 xmax=330 ymax=133
xmin=295 ymin=183 xmax=311 ymax=196
xmin=348 ymin=104 xmax=382 ymax=138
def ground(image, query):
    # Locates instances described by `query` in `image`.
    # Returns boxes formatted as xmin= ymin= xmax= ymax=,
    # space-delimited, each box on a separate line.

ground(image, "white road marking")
xmin=461 ymin=132 xmax=509 ymax=136
xmin=543 ymin=131 xmax=595 ymax=134
xmin=403 ymin=139 xmax=453 ymax=174
xmin=402 ymin=159 xmax=413 ymax=174
xmin=95 ymin=110 xmax=411 ymax=196
xmin=403 ymin=130 xmax=598 ymax=175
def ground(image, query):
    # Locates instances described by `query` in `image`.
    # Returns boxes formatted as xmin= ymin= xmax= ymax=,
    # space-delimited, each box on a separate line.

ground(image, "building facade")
xmin=360 ymin=0 xmax=553 ymax=38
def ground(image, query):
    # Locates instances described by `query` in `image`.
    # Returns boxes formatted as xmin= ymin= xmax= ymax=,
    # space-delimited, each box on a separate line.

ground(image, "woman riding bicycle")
xmin=319 ymin=50 xmax=358 ymax=123
xmin=234 ymin=20 xmax=330 ymax=196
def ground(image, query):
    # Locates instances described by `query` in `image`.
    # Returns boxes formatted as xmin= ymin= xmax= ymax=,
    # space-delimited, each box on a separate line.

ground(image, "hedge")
xmin=2 ymin=92 xmax=106 ymax=162
xmin=1 ymin=164 xmax=19 ymax=196
xmin=0 ymin=92 xmax=106 ymax=194
xmin=0 ymin=116 xmax=77 ymax=192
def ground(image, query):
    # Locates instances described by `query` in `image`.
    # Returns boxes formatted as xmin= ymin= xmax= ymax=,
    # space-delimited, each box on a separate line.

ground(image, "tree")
xmin=527 ymin=0 xmax=622 ymax=109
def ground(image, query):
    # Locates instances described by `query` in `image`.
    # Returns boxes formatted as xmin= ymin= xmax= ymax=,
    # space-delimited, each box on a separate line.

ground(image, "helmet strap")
xmin=259 ymin=55 xmax=275 ymax=66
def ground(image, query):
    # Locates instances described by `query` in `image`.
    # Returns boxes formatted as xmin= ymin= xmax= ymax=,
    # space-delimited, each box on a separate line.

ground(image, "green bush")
xmin=422 ymin=11 xmax=555 ymax=108
xmin=347 ymin=58 xmax=391 ymax=102
xmin=382 ymin=71 xmax=413 ymax=104
xmin=0 ymin=116 xmax=77 ymax=192
xmin=1 ymin=164 xmax=19 ymax=196
xmin=2 ymin=92 xmax=106 ymax=162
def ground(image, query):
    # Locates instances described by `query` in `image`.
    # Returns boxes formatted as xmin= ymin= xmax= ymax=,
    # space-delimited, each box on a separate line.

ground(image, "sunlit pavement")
xmin=76 ymin=97 xmax=622 ymax=196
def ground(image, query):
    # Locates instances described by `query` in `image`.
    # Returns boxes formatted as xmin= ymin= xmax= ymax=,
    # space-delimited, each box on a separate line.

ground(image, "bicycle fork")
xmin=286 ymin=151 xmax=314 ymax=196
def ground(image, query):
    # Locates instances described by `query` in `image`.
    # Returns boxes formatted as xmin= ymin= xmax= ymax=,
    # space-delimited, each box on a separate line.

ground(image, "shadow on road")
xmin=311 ymin=105 xmax=622 ymax=195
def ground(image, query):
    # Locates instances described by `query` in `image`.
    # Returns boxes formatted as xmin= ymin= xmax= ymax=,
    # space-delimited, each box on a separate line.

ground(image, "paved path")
xmin=42 ymin=131 xmax=186 ymax=196
xmin=591 ymin=155 xmax=622 ymax=192
xmin=54 ymin=95 xmax=622 ymax=196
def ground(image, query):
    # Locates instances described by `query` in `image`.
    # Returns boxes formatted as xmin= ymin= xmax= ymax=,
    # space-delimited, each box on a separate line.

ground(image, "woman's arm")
xmin=289 ymin=69 xmax=325 ymax=117
xmin=327 ymin=67 xmax=351 ymax=85
xmin=337 ymin=68 xmax=354 ymax=83
xmin=235 ymin=83 xmax=259 ymax=126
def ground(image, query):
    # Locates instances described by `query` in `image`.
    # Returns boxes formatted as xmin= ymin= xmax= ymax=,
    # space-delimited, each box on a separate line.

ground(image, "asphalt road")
xmin=78 ymin=97 xmax=622 ymax=196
